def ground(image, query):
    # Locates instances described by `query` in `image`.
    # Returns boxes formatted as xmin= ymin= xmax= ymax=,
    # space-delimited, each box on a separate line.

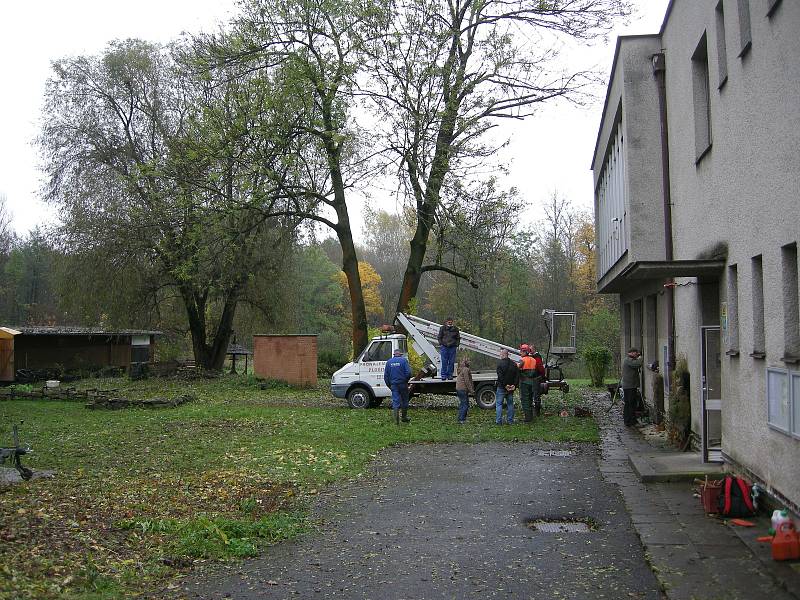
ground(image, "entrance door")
xmin=701 ymin=326 xmax=722 ymax=463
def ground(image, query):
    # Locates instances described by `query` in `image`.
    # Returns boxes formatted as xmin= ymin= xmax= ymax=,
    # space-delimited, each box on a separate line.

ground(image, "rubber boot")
xmin=393 ymin=408 xmax=400 ymax=425
xmin=401 ymin=408 xmax=411 ymax=423
xmin=523 ymin=409 xmax=533 ymax=423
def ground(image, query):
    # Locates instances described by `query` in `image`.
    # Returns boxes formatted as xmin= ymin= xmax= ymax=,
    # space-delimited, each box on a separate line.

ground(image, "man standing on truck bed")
xmin=384 ymin=348 xmax=412 ymax=425
xmin=496 ymin=349 xmax=519 ymax=425
xmin=437 ymin=316 xmax=461 ymax=380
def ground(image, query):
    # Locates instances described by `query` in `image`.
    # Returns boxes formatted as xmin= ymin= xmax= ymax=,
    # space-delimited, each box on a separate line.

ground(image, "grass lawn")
xmin=0 ymin=375 xmax=599 ymax=599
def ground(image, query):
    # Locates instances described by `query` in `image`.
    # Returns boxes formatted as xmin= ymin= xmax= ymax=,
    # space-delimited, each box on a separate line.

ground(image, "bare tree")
xmin=362 ymin=0 xmax=630 ymax=312
xmin=213 ymin=0 xmax=391 ymax=356
xmin=0 ymin=193 xmax=12 ymax=255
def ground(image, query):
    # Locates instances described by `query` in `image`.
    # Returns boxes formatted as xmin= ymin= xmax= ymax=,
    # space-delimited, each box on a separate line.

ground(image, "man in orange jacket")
xmin=518 ymin=344 xmax=544 ymax=422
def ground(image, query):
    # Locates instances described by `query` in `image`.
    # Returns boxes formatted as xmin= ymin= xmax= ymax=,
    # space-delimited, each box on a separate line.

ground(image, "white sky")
xmin=0 ymin=0 xmax=669 ymax=236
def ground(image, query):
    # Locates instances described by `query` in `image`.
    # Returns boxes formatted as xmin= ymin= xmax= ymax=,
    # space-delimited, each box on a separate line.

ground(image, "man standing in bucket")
xmin=437 ymin=316 xmax=460 ymax=380
xmin=384 ymin=348 xmax=412 ymax=425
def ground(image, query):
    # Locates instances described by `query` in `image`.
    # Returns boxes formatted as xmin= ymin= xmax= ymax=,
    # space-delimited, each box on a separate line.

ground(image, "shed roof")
xmin=7 ymin=326 xmax=161 ymax=337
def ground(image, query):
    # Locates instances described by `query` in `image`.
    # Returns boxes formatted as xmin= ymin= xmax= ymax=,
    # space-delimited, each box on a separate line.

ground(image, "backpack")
xmin=717 ymin=476 xmax=755 ymax=517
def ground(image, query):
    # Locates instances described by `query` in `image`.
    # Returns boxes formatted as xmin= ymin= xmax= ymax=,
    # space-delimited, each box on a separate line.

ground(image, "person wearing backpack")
xmin=621 ymin=347 xmax=643 ymax=427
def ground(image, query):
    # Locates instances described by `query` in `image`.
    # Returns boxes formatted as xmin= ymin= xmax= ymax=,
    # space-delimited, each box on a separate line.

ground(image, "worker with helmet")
xmin=518 ymin=345 xmax=537 ymax=422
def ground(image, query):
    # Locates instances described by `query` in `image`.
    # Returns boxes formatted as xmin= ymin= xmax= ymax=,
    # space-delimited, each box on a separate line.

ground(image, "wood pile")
xmin=85 ymin=393 xmax=195 ymax=410
xmin=0 ymin=387 xmax=195 ymax=410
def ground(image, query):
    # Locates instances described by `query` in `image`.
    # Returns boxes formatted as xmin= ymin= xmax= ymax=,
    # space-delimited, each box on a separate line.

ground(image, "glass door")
xmin=701 ymin=326 xmax=723 ymax=463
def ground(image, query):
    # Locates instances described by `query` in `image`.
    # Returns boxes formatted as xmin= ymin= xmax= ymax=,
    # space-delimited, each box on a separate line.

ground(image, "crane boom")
xmin=394 ymin=313 xmax=523 ymax=376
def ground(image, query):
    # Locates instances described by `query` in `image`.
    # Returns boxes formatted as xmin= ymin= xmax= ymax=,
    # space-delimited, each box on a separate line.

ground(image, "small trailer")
xmin=330 ymin=313 xmax=573 ymax=409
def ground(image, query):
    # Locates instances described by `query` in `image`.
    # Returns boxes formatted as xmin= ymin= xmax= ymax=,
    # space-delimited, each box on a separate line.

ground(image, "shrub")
xmin=317 ymin=350 xmax=349 ymax=378
xmin=581 ymin=345 xmax=613 ymax=387
xmin=668 ymin=355 xmax=691 ymax=448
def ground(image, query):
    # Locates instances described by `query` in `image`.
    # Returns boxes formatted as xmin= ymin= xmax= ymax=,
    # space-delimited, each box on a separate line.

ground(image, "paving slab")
xmin=628 ymin=452 xmax=724 ymax=483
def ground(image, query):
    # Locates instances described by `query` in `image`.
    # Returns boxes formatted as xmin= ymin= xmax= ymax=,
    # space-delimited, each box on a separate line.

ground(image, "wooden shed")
xmin=253 ymin=334 xmax=317 ymax=387
xmin=0 ymin=327 xmax=21 ymax=382
xmin=0 ymin=326 xmax=160 ymax=382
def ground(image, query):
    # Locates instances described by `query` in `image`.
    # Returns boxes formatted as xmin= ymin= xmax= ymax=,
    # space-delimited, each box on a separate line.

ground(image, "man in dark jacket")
xmin=437 ymin=317 xmax=461 ymax=380
xmin=384 ymin=348 xmax=412 ymax=424
xmin=621 ymin=347 xmax=643 ymax=426
xmin=495 ymin=349 xmax=519 ymax=425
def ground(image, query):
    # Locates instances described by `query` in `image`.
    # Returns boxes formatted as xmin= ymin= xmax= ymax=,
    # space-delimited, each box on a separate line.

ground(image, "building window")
xmin=726 ymin=264 xmax=740 ymax=354
xmin=646 ymin=295 xmax=658 ymax=363
xmin=767 ymin=368 xmax=790 ymax=433
xmin=793 ymin=372 xmax=800 ymax=437
xmin=782 ymin=242 xmax=800 ymax=363
xmin=595 ymin=106 xmax=628 ymax=278
xmin=692 ymin=33 xmax=713 ymax=162
xmin=767 ymin=0 xmax=782 ymax=17
xmin=751 ymin=254 xmax=765 ymax=357
xmin=633 ymin=299 xmax=643 ymax=354
xmin=715 ymin=1 xmax=728 ymax=88
xmin=623 ymin=302 xmax=632 ymax=351
xmin=737 ymin=0 xmax=752 ymax=57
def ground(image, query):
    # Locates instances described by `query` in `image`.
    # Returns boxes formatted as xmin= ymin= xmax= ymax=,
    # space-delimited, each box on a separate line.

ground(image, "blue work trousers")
xmin=391 ymin=384 xmax=410 ymax=410
xmin=457 ymin=390 xmax=469 ymax=423
xmin=440 ymin=346 xmax=457 ymax=379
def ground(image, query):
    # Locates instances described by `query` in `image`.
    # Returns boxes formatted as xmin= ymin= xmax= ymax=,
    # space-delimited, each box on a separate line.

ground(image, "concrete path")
xmin=171 ymin=441 xmax=663 ymax=599
xmin=597 ymin=396 xmax=799 ymax=600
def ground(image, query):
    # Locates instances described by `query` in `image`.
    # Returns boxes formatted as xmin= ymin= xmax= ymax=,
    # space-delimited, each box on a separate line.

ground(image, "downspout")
xmin=653 ymin=52 xmax=675 ymax=393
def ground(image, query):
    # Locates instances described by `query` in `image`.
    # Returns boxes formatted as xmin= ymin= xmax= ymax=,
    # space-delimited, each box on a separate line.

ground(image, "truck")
xmin=330 ymin=312 xmax=574 ymax=409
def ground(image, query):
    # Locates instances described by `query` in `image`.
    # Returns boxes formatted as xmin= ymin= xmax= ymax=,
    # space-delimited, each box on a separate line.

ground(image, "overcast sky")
xmin=0 ymin=0 xmax=669 ymax=236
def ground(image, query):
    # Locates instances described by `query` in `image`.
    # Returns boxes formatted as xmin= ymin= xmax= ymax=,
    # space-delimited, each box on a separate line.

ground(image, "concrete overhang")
xmin=598 ymin=260 xmax=725 ymax=293
xmin=621 ymin=260 xmax=725 ymax=280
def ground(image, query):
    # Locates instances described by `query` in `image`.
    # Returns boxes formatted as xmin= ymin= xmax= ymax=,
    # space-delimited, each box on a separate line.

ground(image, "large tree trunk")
xmin=323 ymin=107 xmax=370 ymax=358
xmin=335 ymin=209 xmax=369 ymax=359
xmin=396 ymin=106 xmax=458 ymax=313
xmin=181 ymin=285 xmax=240 ymax=371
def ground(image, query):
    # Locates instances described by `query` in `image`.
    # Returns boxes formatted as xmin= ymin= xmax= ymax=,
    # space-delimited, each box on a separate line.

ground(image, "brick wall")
xmin=253 ymin=335 xmax=317 ymax=387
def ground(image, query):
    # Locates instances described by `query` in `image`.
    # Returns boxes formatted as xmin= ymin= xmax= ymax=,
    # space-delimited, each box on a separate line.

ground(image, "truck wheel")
xmin=475 ymin=385 xmax=496 ymax=410
xmin=347 ymin=386 xmax=371 ymax=409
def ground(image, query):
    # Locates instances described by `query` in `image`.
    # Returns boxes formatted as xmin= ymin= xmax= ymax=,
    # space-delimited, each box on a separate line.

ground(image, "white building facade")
xmin=592 ymin=0 xmax=799 ymax=509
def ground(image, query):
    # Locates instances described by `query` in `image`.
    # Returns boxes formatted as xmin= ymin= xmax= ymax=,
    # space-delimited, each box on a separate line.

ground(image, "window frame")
xmin=767 ymin=367 xmax=791 ymax=434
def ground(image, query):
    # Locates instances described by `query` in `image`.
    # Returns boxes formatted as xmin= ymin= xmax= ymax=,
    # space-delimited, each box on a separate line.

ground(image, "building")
xmin=0 ymin=326 xmax=159 ymax=382
xmin=591 ymin=0 xmax=799 ymax=509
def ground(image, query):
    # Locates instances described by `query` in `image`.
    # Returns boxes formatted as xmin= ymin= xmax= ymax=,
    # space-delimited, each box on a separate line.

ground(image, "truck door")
xmin=360 ymin=340 xmax=393 ymax=391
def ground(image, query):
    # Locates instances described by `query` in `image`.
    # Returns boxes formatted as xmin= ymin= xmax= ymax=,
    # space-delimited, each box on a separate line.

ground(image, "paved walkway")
xmin=596 ymin=395 xmax=800 ymax=600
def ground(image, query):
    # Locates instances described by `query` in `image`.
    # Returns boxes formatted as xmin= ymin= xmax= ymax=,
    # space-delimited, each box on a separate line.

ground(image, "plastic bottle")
xmin=770 ymin=509 xmax=792 ymax=535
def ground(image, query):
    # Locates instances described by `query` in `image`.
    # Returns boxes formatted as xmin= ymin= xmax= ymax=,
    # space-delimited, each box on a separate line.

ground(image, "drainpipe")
xmin=653 ymin=51 xmax=675 ymax=417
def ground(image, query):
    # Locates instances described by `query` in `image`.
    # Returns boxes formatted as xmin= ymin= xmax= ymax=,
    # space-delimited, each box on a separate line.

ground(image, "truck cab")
xmin=330 ymin=334 xmax=408 ymax=408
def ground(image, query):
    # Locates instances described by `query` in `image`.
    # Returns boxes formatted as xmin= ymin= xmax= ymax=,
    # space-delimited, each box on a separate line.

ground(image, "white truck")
xmin=330 ymin=313 xmax=573 ymax=409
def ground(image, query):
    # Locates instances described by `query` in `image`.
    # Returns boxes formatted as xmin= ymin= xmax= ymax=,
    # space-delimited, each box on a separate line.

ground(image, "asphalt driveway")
xmin=171 ymin=442 xmax=663 ymax=599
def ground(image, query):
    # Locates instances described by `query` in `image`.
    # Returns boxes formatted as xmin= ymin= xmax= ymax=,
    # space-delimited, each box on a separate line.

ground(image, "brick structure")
xmin=253 ymin=335 xmax=317 ymax=387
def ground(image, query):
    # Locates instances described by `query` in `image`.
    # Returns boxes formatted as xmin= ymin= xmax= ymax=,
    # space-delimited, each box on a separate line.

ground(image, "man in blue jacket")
xmin=384 ymin=348 xmax=412 ymax=425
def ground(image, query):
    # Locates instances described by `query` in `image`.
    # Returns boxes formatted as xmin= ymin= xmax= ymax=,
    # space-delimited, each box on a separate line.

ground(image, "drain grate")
xmin=525 ymin=519 xmax=594 ymax=533
xmin=536 ymin=450 xmax=574 ymax=457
